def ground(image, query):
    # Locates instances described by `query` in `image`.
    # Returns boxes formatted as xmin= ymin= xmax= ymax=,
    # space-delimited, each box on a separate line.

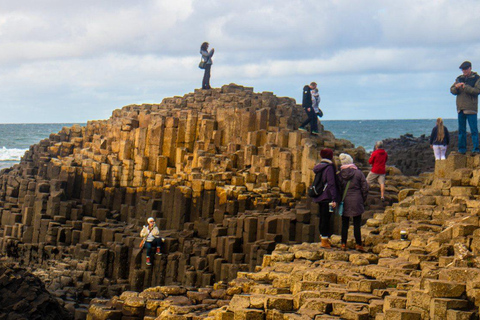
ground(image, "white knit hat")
xmin=147 ymin=217 xmax=155 ymax=223
xmin=339 ymin=153 xmax=353 ymax=165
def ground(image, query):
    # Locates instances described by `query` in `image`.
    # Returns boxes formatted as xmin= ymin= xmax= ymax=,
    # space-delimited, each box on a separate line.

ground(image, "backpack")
xmin=307 ymin=165 xmax=329 ymax=198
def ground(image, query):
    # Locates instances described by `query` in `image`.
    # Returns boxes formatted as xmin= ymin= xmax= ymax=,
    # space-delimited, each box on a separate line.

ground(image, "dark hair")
xmin=200 ymin=42 xmax=209 ymax=51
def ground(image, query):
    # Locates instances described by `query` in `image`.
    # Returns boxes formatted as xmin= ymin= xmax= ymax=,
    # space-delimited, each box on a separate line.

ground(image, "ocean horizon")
xmin=0 ymin=119 xmax=463 ymax=169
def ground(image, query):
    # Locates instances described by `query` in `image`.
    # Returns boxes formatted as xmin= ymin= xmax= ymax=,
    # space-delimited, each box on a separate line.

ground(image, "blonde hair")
xmin=436 ymin=118 xmax=444 ymax=142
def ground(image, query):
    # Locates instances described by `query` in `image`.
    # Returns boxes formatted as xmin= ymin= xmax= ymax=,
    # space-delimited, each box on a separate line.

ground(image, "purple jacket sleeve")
xmin=324 ymin=165 xmax=338 ymax=202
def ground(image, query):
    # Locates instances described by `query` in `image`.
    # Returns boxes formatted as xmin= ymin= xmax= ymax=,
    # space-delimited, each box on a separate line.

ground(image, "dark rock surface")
xmin=383 ymin=131 xmax=478 ymax=176
xmin=0 ymin=263 xmax=73 ymax=320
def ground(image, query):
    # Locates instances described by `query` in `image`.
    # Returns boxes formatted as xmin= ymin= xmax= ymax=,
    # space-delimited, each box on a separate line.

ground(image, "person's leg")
xmin=467 ymin=114 xmax=479 ymax=152
xmin=341 ymin=216 xmax=349 ymax=244
xmin=440 ymin=145 xmax=447 ymax=160
xmin=144 ymin=241 xmax=153 ymax=258
xmin=378 ymin=174 xmax=386 ymax=199
xmin=353 ymin=215 xmax=362 ymax=245
xmin=309 ymin=109 xmax=318 ymax=133
xmin=366 ymin=172 xmax=375 ymax=186
xmin=202 ymin=64 xmax=211 ymax=89
xmin=300 ymin=111 xmax=311 ymax=129
xmin=152 ymin=237 xmax=162 ymax=255
xmin=318 ymin=202 xmax=330 ymax=238
xmin=432 ymin=145 xmax=441 ymax=160
xmin=458 ymin=112 xmax=467 ymax=154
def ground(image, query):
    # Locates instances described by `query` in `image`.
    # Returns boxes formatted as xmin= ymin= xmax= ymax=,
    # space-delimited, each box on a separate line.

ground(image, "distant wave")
xmin=0 ymin=147 xmax=27 ymax=161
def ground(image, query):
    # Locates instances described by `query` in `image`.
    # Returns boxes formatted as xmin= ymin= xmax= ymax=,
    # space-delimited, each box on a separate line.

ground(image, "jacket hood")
xmin=303 ymin=85 xmax=311 ymax=91
xmin=374 ymin=148 xmax=387 ymax=156
xmin=313 ymin=160 xmax=331 ymax=173
xmin=339 ymin=167 xmax=356 ymax=180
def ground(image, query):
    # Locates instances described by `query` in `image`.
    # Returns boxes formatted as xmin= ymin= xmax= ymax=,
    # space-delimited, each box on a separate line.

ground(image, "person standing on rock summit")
xmin=299 ymin=82 xmax=319 ymax=135
xmin=451 ymin=61 xmax=480 ymax=154
xmin=140 ymin=217 xmax=163 ymax=266
xmin=367 ymin=141 xmax=388 ymax=201
xmin=200 ymin=42 xmax=214 ymax=90
xmin=312 ymin=148 xmax=339 ymax=248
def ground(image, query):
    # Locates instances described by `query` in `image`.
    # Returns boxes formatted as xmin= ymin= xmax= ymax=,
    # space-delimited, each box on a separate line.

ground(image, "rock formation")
xmin=87 ymin=153 xmax=480 ymax=319
xmin=0 ymin=263 xmax=73 ymax=320
xmin=1 ymin=84 xmax=413 ymax=316
xmin=384 ymin=131 xmax=478 ymax=176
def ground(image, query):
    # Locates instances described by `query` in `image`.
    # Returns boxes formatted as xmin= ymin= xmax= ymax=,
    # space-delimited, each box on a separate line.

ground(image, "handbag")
xmin=139 ymin=227 xmax=153 ymax=248
xmin=337 ymin=180 xmax=351 ymax=216
xmin=199 ymin=60 xmax=206 ymax=69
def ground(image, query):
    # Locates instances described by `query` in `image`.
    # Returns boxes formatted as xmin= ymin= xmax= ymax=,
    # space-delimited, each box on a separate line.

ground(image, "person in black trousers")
xmin=200 ymin=42 xmax=214 ymax=89
xmin=299 ymin=82 xmax=319 ymax=134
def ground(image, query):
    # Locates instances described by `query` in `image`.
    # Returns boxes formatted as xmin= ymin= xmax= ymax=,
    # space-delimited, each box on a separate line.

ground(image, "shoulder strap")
xmin=341 ymin=180 xmax=351 ymax=202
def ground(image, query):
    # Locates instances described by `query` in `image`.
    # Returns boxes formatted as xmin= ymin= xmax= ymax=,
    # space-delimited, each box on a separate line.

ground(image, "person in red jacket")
xmin=367 ymin=141 xmax=388 ymax=201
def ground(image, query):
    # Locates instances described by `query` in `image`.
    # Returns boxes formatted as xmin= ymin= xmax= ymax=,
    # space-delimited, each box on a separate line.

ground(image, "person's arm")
xmin=140 ymin=226 xmax=148 ymax=237
xmin=152 ymin=226 xmax=160 ymax=237
xmin=429 ymin=127 xmax=436 ymax=145
xmin=464 ymin=77 xmax=480 ymax=96
xmin=325 ymin=166 xmax=338 ymax=203
xmin=368 ymin=152 xmax=375 ymax=165
xmin=360 ymin=172 xmax=369 ymax=201
xmin=451 ymin=77 xmax=462 ymax=95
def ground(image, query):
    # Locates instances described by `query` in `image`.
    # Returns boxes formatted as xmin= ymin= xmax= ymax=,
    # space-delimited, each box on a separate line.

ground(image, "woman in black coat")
xmin=337 ymin=153 xmax=369 ymax=252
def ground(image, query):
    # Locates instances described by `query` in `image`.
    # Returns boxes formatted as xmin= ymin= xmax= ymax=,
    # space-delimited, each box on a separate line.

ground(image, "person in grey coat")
xmin=200 ymin=42 xmax=214 ymax=90
xmin=337 ymin=153 xmax=368 ymax=252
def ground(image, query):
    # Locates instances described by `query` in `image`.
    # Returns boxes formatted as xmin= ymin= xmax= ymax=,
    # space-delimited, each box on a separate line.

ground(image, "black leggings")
xmin=300 ymin=107 xmax=318 ymax=132
xmin=341 ymin=215 xmax=362 ymax=245
xmin=202 ymin=64 xmax=211 ymax=89
xmin=318 ymin=202 xmax=331 ymax=238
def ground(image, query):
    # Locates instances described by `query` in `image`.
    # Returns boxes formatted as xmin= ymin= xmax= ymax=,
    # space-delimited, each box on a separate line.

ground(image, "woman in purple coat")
xmin=312 ymin=148 xmax=339 ymax=248
xmin=338 ymin=153 xmax=369 ymax=252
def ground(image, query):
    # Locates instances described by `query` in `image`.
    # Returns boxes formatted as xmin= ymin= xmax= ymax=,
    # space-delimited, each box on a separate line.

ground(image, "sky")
xmin=0 ymin=0 xmax=480 ymax=123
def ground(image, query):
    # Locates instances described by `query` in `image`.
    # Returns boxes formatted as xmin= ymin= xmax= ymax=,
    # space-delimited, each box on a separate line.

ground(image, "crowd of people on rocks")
xmin=138 ymin=50 xmax=480 ymax=263
xmin=309 ymin=145 xmax=387 ymax=252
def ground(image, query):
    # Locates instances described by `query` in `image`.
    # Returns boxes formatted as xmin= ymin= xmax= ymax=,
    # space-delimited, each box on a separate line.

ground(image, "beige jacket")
xmin=140 ymin=225 xmax=160 ymax=242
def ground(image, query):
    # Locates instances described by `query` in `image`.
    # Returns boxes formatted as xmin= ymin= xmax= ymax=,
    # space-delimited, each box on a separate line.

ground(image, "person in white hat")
xmin=140 ymin=217 xmax=162 ymax=265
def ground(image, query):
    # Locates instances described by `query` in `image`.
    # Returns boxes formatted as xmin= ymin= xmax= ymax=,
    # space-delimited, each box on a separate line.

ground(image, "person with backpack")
xmin=337 ymin=153 xmax=369 ymax=252
xmin=140 ymin=217 xmax=163 ymax=265
xmin=311 ymin=148 xmax=339 ymax=248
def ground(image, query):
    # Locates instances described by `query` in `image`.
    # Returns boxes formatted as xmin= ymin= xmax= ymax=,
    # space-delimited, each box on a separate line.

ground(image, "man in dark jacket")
xmin=299 ymin=82 xmax=319 ymax=135
xmin=451 ymin=61 xmax=480 ymax=154
xmin=367 ymin=141 xmax=388 ymax=201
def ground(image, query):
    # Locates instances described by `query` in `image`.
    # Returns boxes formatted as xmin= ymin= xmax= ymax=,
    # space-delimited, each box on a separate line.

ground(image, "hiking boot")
xmin=298 ymin=127 xmax=307 ymax=132
xmin=311 ymin=130 xmax=320 ymax=135
xmin=146 ymin=256 xmax=152 ymax=266
xmin=320 ymin=238 xmax=331 ymax=249
xmin=381 ymin=197 xmax=385 ymax=202
xmin=156 ymin=247 xmax=162 ymax=256
xmin=355 ymin=245 xmax=366 ymax=252
xmin=341 ymin=243 xmax=347 ymax=251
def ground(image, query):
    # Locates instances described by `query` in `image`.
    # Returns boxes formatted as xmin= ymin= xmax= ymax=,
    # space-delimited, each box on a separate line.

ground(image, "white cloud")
xmin=0 ymin=0 xmax=478 ymax=122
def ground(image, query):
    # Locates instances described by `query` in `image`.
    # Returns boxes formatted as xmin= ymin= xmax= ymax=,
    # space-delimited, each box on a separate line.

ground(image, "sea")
xmin=0 ymin=119 xmax=460 ymax=170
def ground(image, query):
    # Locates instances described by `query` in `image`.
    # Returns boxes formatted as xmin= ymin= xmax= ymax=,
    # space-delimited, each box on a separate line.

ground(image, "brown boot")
xmin=320 ymin=238 xmax=331 ymax=249
xmin=355 ymin=245 xmax=366 ymax=252
xmin=341 ymin=243 xmax=347 ymax=251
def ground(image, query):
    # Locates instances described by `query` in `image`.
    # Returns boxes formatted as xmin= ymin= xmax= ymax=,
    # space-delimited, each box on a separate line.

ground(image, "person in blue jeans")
xmin=451 ymin=61 xmax=480 ymax=154
xmin=140 ymin=217 xmax=164 ymax=265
